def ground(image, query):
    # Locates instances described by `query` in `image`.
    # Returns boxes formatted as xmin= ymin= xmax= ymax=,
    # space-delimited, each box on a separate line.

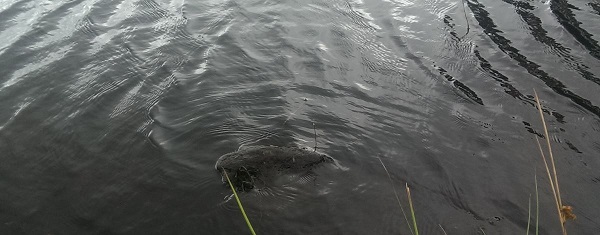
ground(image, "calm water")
xmin=1 ymin=0 xmax=600 ymax=234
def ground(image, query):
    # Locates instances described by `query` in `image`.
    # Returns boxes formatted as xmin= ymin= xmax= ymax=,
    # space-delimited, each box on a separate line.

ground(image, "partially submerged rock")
xmin=215 ymin=145 xmax=333 ymax=191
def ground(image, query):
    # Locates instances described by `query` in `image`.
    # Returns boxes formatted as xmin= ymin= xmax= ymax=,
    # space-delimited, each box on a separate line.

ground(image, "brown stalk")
xmin=534 ymin=91 xmax=563 ymax=208
xmin=535 ymin=136 xmax=564 ymax=232
xmin=377 ymin=157 xmax=414 ymax=235
xmin=533 ymin=90 xmax=575 ymax=235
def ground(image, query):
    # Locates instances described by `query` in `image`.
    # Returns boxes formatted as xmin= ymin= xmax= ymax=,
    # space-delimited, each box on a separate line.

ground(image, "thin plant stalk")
xmin=526 ymin=194 xmax=531 ymax=235
xmin=535 ymin=137 xmax=561 ymax=218
xmin=223 ymin=170 xmax=257 ymax=235
xmin=377 ymin=157 xmax=414 ymax=235
xmin=534 ymin=91 xmax=563 ymax=208
xmin=533 ymin=91 xmax=567 ymax=235
xmin=406 ymin=183 xmax=419 ymax=235
xmin=534 ymin=90 xmax=573 ymax=235
xmin=438 ymin=224 xmax=448 ymax=235
xmin=535 ymin=173 xmax=539 ymax=235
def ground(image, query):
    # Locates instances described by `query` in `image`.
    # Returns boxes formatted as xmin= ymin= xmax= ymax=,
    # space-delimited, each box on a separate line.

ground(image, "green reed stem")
xmin=223 ymin=169 xmax=257 ymax=235
xmin=406 ymin=183 xmax=419 ymax=235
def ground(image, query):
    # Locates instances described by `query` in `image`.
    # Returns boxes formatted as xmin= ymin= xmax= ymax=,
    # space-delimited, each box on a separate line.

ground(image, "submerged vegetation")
xmin=221 ymin=92 xmax=576 ymax=234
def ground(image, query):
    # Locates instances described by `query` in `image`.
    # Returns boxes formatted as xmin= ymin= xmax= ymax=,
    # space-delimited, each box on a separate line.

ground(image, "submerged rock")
xmin=215 ymin=145 xmax=333 ymax=191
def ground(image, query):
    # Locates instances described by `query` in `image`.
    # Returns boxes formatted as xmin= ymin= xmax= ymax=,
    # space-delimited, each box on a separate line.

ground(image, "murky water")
xmin=1 ymin=0 xmax=599 ymax=234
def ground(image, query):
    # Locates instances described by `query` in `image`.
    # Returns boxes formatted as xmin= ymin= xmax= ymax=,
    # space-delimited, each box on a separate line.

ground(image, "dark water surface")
xmin=1 ymin=0 xmax=600 ymax=234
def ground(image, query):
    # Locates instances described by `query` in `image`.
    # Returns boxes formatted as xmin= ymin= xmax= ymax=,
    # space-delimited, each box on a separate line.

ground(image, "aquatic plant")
xmin=378 ymin=157 xmax=417 ymax=235
xmin=533 ymin=90 xmax=575 ymax=235
xmin=223 ymin=169 xmax=257 ymax=235
xmin=525 ymin=174 xmax=539 ymax=235
xmin=217 ymin=91 xmax=576 ymax=235
xmin=406 ymin=183 xmax=419 ymax=235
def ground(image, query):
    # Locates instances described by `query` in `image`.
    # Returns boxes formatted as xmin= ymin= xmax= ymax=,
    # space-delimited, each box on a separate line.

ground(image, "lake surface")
xmin=1 ymin=0 xmax=600 ymax=234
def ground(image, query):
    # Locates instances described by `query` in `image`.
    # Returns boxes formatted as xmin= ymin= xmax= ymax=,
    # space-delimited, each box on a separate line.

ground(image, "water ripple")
xmin=1 ymin=0 xmax=600 ymax=234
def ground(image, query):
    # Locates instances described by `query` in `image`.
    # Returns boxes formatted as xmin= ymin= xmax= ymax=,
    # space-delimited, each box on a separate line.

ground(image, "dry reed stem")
xmin=534 ymin=91 xmax=563 ymax=208
xmin=377 ymin=157 xmax=414 ymax=235
xmin=533 ymin=90 xmax=572 ymax=235
xmin=535 ymin=137 xmax=562 ymax=225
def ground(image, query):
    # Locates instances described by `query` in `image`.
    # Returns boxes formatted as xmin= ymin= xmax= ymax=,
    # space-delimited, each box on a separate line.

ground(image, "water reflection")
xmin=0 ymin=0 xmax=599 ymax=234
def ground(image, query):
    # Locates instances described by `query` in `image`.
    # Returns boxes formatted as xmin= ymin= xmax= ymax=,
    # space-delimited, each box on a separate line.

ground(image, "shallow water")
xmin=1 ymin=0 xmax=600 ymax=234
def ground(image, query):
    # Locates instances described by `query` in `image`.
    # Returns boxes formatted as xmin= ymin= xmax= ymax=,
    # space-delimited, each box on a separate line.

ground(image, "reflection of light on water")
xmin=3 ymin=44 xmax=73 ymax=89
xmin=317 ymin=42 xmax=328 ymax=52
xmin=351 ymin=183 xmax=368 ymax=193
xmin=355 ymin=82 xmax=372 ymax=91
xmin=330 ymin=157 xmax=350 ymax=171
xmin=195 ymin=61 xmax=208 ymax=74
xmin=223 ymin=194 xmax=234 ymax=203
xmin=395 ymin=15 xmax=419 ymax=23
xmin=317 ymin=187 xmax=331 ymax=195
xmin=0 ymin=98 xmax=33 ymax=131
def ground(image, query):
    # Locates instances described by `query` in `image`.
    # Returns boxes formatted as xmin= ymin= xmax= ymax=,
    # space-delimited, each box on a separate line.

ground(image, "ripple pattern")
xmin=1 ymin=0 xmax=600 ymax=234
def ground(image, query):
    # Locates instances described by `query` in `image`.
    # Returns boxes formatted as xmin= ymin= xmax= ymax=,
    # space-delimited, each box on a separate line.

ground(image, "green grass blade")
xmin=223 ymin=170 xmax=257 ymax=235
xmin=406 ymin=183 xmax=419 ymax=235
